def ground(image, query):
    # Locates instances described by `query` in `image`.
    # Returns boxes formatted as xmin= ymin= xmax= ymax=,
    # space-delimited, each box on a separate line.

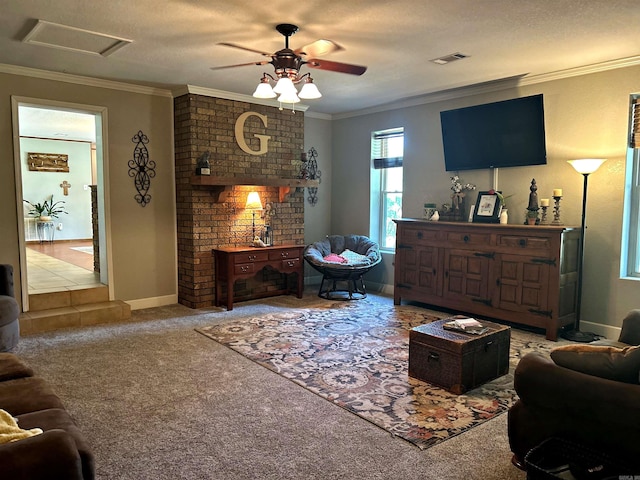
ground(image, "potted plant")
xmin=24 ymin=196 xmax=68 ymax=221
xmin=525 ymin=209 xmax=539 ymax=225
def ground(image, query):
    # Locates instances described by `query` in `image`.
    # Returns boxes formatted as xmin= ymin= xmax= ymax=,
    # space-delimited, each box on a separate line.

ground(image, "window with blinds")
xmin=631 ymin=98 xmax=640 ymax=148
xmin=372 ymin=129 xmax=404 ymax=169
xmin=371 ymin=128 xmax=404 ymax=250
xmin=623 ymin=95 xmax=640 ymax=277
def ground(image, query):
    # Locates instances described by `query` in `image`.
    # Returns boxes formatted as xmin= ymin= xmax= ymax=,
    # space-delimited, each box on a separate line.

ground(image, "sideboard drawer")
xmin=280 ymin=258 xmax=300 ymax=270
xmin=443 ymin=231 xmax=492 ymax=247
xmin=269 ymin=249 xmax=300 ymax=261
xmin=234 ymin=252 xmax=269 ymax=264
xmin=234 ymin=263 xmax=256 ymax=275
xmin=400 ymin=227 xmax=440 ymax=245
xmin=497 ymin=235 xmax=550 ymax=250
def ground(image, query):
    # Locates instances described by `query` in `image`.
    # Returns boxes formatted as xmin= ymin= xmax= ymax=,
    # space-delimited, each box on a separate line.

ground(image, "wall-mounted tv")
xmin=440 ymin=94 xmax=547 ymax=171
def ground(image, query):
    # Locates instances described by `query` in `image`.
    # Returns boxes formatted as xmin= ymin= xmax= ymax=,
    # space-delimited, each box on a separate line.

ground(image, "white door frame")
xmin=11 ymin=96 xmax=114 ymax=310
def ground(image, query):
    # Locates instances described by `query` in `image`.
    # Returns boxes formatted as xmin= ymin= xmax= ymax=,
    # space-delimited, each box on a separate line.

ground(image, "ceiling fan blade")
xmin=217 ymin=42 xmax=274 ymax=57
xmin=305 ymin=59 xmax=367 ymax=76
xmin=295 ymin=39 xmax=343 ymax=57
xmin=210 ymin=60 xmax=271 ymax=71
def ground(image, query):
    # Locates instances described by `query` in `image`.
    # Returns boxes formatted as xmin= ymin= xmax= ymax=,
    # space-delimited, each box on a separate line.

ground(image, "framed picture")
xmin=473 ymin=191 xmax=502 ymax=223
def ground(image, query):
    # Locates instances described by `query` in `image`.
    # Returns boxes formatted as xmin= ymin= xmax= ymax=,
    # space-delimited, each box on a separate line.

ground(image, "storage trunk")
xmin=408 ymin=318 xmax=511 ymax=394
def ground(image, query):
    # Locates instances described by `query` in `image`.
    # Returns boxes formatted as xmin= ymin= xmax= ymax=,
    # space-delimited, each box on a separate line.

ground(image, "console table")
xmin=393 ymin=219 xmax=580 ymax=340
xmin=213 ymin=245 xmax=304 ymax=310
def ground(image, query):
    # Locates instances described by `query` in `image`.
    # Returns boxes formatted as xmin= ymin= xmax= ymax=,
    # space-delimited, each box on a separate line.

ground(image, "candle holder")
xmin=540 ymin=205 xmax=549 ymax=224
xmin=551 ymin=196 xmax=563 ymax=225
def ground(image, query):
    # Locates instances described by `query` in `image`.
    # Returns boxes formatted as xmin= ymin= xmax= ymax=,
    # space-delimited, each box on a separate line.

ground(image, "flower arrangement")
xmin=450 ymin=176 xmax=476 ymax=210
xmin=487 ymin=188 xmax=513 ymax=207
xmin=24 ymin=196 xmax=68 ymax=219
xmin=450 ymin=175 xmax=476 ymax=194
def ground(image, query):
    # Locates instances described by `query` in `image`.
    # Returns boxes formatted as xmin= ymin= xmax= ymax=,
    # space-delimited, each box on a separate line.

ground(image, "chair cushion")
xmin=550 ymin=344 xmax=640 ymax=384
xmin=0 ymin=296 xmax=19 ymax=329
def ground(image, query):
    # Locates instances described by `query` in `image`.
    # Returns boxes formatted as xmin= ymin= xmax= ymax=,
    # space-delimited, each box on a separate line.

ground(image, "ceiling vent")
xmin=22 ymin=20 xmax=132 ymax=57
xmin=430 ymin=53 xmax=469 ymax=65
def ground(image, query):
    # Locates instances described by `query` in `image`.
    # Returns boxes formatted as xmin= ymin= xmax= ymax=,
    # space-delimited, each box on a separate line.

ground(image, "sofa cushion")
xmin=0 ymin=377 xmax=64 ymax=416
xmin=0 ymin=353 xmax=34 ymax=382
xmin=550 ymin=344 xmax=640 ymax=384
xmin=17 ymin=408 xmax=94 ymax=480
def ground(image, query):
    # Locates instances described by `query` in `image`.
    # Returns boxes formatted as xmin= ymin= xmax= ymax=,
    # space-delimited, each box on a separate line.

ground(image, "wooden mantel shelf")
xmin=190 ymin=175 xmax=320 ymax=202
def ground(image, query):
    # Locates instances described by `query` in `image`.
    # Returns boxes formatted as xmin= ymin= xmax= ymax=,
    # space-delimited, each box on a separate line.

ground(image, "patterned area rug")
xmin=197 ymin=300 xmax=553 ymax=450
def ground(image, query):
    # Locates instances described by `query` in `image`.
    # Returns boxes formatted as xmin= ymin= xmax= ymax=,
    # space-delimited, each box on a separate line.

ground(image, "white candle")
xmin=540 ymin=198 xmax=549 ymax=207
xmin=553 ymin=189 xmax=563 ymax=197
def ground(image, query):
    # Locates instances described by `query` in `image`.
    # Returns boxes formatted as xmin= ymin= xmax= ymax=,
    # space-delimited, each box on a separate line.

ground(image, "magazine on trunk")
xmin=443 ymin=316 xmax=489 ymax=335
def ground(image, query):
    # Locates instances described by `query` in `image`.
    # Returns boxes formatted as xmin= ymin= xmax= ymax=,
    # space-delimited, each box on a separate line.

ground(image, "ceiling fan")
xmin=211 ymin=24 xmax=367 ymax=103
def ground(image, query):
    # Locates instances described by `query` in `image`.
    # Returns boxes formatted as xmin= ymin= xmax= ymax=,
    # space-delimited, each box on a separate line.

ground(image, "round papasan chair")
xmin=304 ymin=234 xmax=381 ymax=300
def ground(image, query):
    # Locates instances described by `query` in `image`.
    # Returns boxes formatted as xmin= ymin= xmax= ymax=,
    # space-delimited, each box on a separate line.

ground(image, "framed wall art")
xmin=27 ymin=152 xmax=69 ymax=172
xmin=472 ymin=191 xmax=502 ymax=223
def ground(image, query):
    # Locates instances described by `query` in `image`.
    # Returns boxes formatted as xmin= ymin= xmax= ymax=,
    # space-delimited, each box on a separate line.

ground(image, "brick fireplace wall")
xmin=174 ymin=93 xmax=305 ymax=308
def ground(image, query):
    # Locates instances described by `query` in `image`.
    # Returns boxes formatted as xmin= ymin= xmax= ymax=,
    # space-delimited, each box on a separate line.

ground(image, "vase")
xmin=499 ymin=209 xmax=508 ymax=224
xmin=527 ymin=217 xmax=537 ymax=225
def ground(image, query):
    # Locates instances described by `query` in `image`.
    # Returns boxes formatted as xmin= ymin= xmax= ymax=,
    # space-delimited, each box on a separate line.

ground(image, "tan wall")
xmin=0 ymin=71 xmax=176 ymax=307
xmin=331 ymin=65 xmax=640 ymax=335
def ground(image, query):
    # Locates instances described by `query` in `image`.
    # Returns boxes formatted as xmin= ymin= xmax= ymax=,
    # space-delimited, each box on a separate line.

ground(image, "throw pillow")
xmin=323 ymin=253 xmax=347 ymax=264
xmin=338 ymin=249 xmax=371 ymax=266
xmin=550 ymin=344 xmax=640 ymax=384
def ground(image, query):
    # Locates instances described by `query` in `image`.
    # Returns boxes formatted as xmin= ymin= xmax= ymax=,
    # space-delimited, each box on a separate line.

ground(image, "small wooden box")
xmin=408 ymin=318 xmax=511 ymax=394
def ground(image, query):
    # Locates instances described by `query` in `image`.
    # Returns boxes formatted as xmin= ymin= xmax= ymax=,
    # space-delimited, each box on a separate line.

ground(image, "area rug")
xmin=196 ymin=300 xmax=554 ymax=450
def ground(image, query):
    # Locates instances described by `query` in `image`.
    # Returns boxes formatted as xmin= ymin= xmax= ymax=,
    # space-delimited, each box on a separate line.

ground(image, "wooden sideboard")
xmin=213 ymin=245 xmax=304 ymax=310
xmin=393 ymin=219 xmax=581 ymax=340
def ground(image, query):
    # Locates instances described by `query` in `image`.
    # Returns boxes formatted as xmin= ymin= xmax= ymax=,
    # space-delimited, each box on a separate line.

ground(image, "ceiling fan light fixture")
xmin=277 ymin=91 xmax=301 ymax=104
xmin=298 ymin=77 xmax=322 ymax=99
xmin=273 ymin=76 xmax=297 ymax=95
xmin=253 ymin=76 xmax=277 ymax=98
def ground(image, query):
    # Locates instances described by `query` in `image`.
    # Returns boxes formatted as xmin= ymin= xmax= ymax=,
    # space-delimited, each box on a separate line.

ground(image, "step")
xmin=19 ymin=300 xmax=132 ymax=335
xmin=28 ymin=285 xmax=110 ymax=311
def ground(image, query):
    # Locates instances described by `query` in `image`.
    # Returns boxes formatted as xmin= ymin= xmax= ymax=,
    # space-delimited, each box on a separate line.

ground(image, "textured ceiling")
xmin=1 ymin=0 xmax=639 ymax=116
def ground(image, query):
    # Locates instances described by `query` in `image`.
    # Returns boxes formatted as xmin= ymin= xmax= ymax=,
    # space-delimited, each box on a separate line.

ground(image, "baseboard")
xmin=579 ymin=320 xmax=621 ymax=341
xmin=125 ymin=294 xmax=178 ymax=310
xmin=367 ymin=281 xmax=394 ymax=296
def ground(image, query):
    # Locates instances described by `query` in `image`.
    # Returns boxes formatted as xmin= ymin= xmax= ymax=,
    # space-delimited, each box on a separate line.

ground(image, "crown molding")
xmin=174 ymin=85 xmax=310 ymax=112
xmin=0 ymin=63 xmax=173 ymax=97
xmin=304 ymin=110 xmax=332 ymax=120
xmin=333 ymin=55 xmax=640 ymax=120
xmin=4 ymin=53 xmax=639 ymax=119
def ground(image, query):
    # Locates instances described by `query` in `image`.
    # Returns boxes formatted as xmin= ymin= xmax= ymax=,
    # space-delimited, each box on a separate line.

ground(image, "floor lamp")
xmin=562 ymin=158 xmax=606 ymax=342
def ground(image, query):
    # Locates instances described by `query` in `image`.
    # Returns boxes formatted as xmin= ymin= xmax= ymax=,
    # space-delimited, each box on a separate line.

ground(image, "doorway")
xmin=12 ymin=97 xmax=112 ymax=310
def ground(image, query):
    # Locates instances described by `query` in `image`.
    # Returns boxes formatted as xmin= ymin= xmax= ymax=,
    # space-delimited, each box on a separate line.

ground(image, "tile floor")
xmin=26 ymin=241 xmax=103 ymax=294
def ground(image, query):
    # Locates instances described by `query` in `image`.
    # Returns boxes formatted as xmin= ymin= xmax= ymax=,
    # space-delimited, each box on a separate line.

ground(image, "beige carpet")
xmin=13 ymin=291 xmax=547 ymax=479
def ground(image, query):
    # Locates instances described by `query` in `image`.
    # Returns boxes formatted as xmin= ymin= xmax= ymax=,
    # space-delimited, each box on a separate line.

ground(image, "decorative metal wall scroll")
xmin=28 ymin=152 xmax=69 ymax=172
xmin=128 ymin=130 xmax=156 ymax=207
xmin=299 ymin=147 xmax=321 ymax=206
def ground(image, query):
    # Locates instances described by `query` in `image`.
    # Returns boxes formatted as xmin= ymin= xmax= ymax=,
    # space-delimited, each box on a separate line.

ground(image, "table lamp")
xmin=245 ymin=191 xmax=263 ymax=243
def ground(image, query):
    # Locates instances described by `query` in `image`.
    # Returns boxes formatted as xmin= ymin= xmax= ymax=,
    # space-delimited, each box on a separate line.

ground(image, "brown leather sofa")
xmin=0 ymin=353 xmax=94 ymax=479
xmin=508 ymin=311 xmax=640 ymax=469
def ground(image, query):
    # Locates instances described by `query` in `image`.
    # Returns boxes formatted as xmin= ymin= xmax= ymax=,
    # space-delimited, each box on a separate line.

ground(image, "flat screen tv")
xmin=440 ymin=94 xmax=546 ymax=171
